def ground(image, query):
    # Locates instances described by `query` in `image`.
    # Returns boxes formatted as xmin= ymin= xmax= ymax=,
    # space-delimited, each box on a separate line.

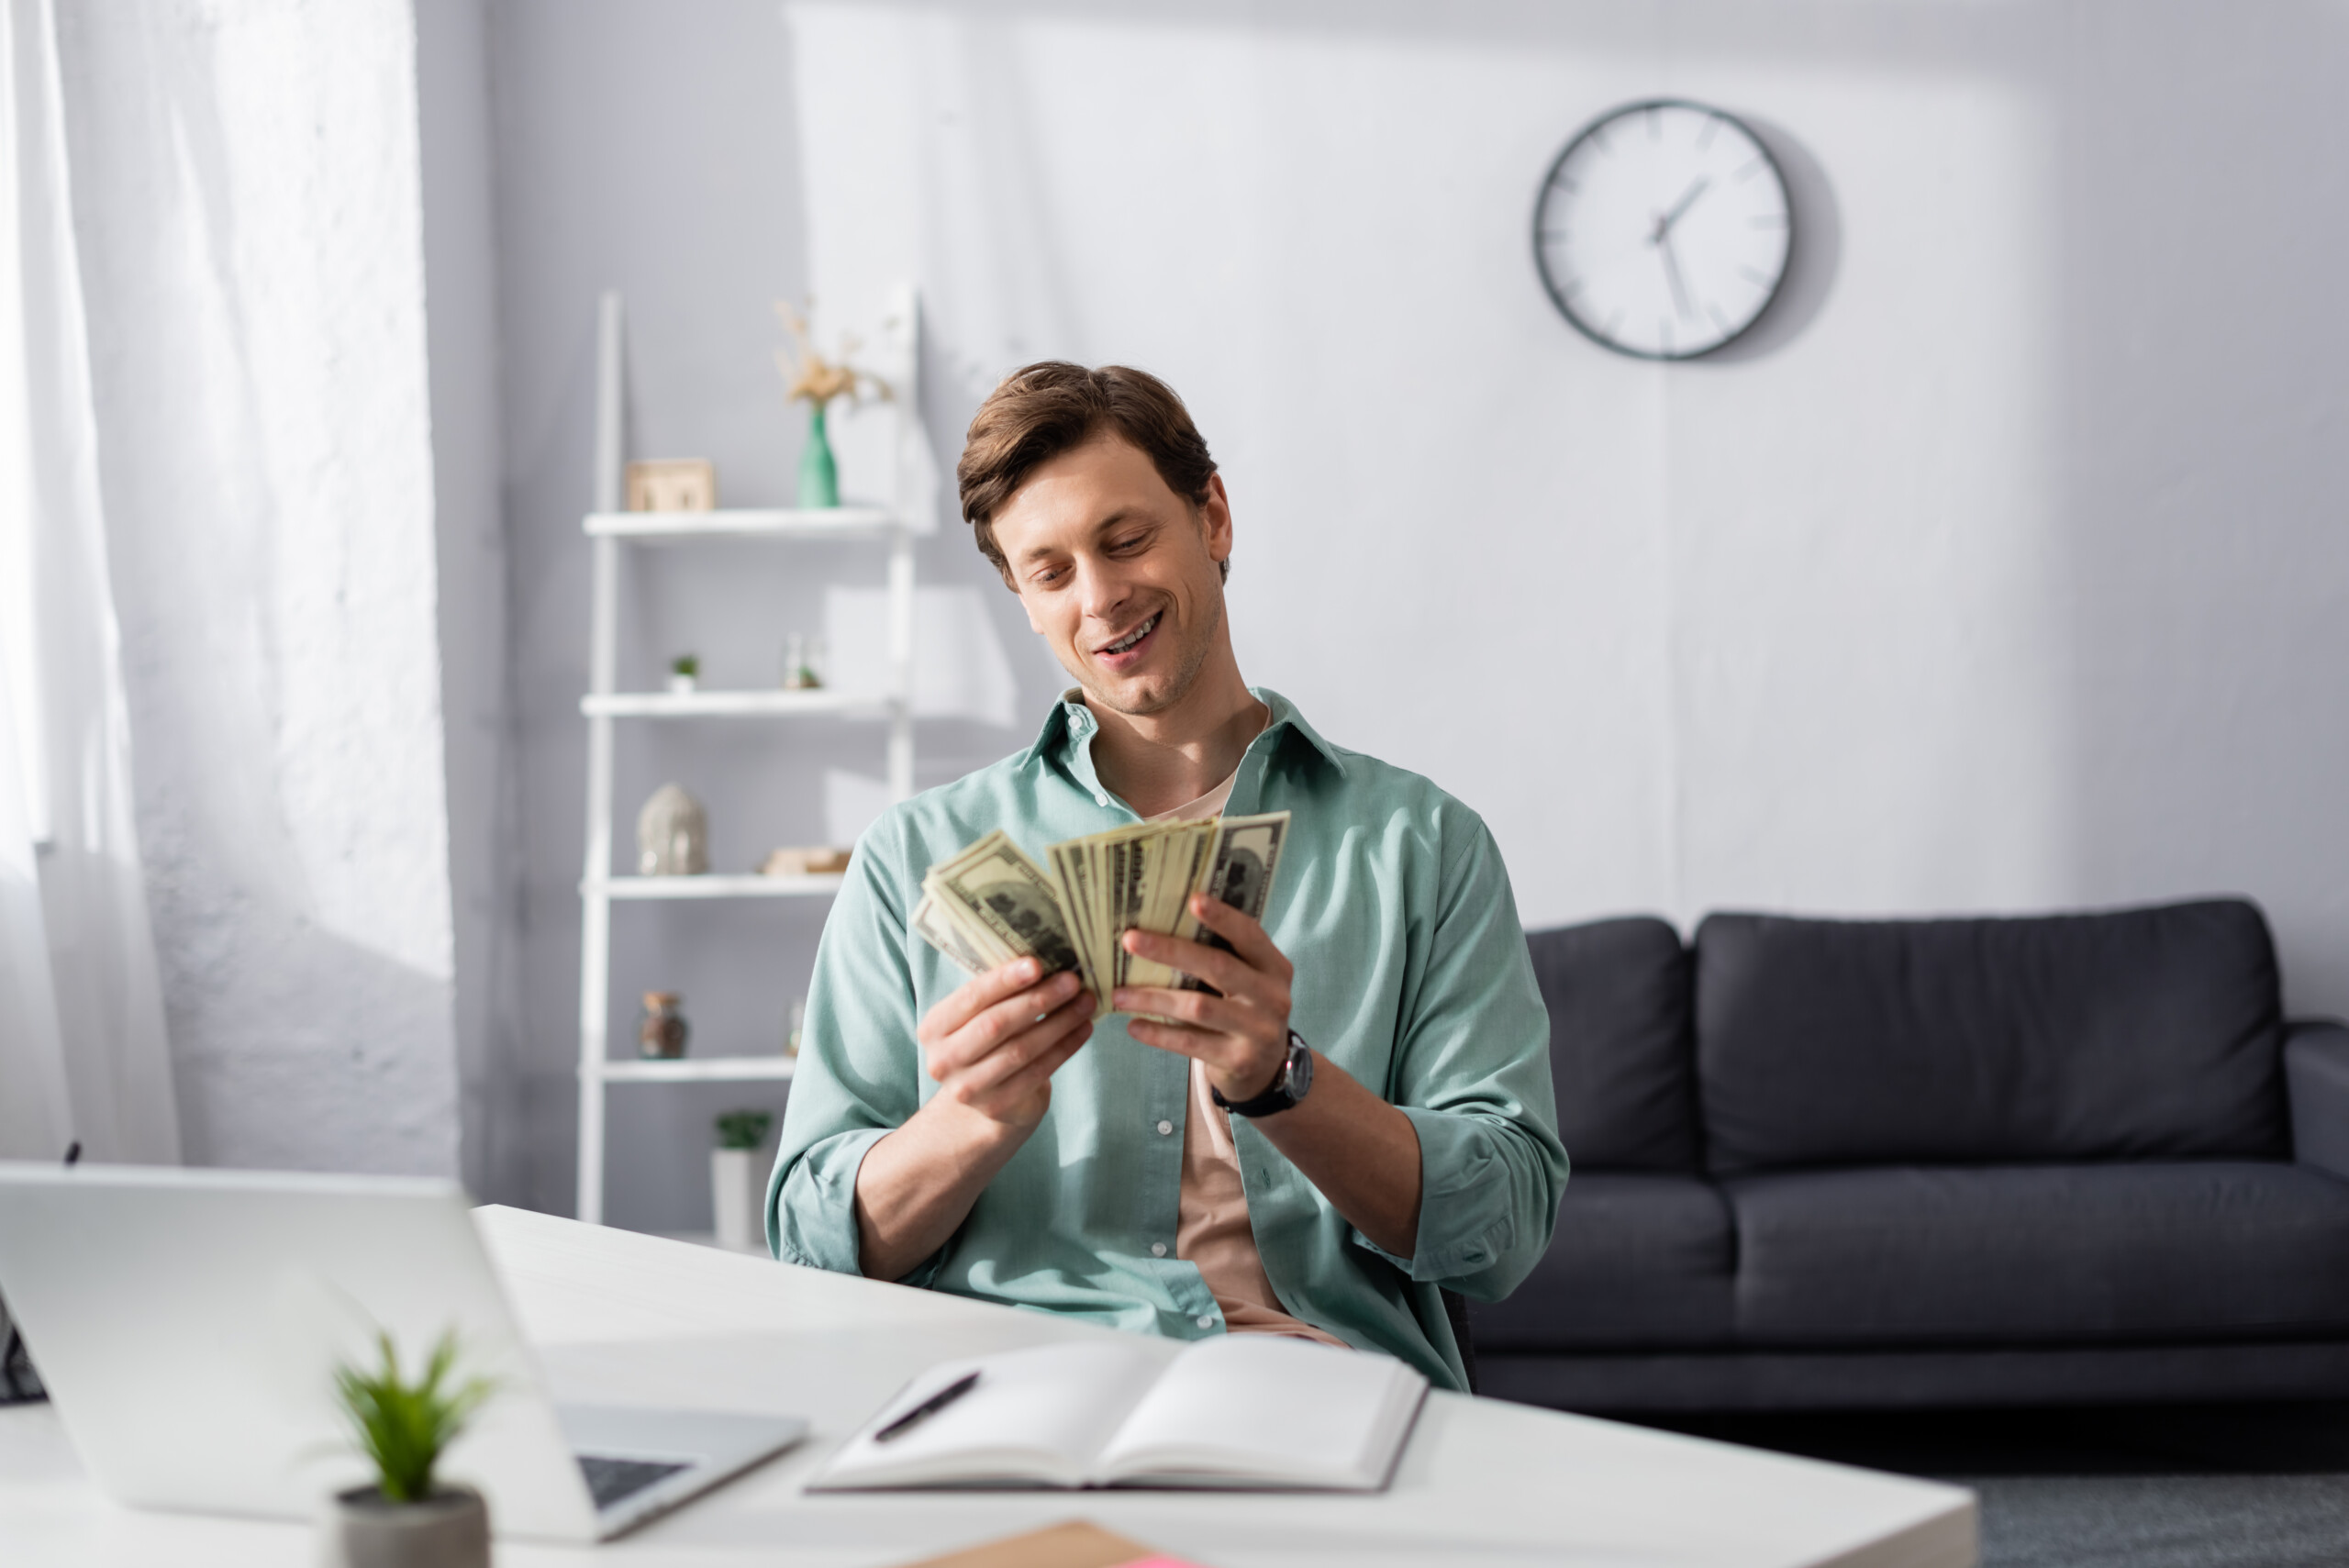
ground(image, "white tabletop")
xmin=0 ymin=1205 xmax=1975 ymax=1567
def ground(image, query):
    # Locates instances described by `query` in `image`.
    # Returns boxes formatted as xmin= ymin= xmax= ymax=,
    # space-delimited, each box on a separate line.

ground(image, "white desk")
xmin=0 ymin=1206 xmax=1975 ymax=1567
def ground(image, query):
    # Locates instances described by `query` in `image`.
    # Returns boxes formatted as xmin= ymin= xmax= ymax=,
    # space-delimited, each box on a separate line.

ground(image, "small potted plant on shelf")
xmin=667 ymin=653 xmax=699 ymax=694
xmin=322 ymin=1329 xmax=497 ymax=1568
xmin=712 ymin=1108 xmax=775 ymax=1253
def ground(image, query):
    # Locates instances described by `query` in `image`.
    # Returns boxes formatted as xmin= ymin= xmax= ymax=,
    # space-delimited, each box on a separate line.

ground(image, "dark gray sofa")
xmin=1475 ymin=898 xmax=2349 ymax=1411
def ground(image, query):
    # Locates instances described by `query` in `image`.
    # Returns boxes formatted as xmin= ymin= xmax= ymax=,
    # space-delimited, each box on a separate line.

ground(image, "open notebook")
xmin=811 ymin=1337 xmax=1428 ymax=1493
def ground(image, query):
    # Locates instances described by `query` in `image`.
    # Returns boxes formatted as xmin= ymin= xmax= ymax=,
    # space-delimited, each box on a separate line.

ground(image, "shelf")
xmin=574 ymin=284 xmax=921 ymax=1227
xmin=587 ymin=873 xmax=845 ymax=901
xmin=581 ymin=689 xmax=896 ymax=719
xmin=591 ymin=1056 xmax=798 ymax=1084
xmin=585 ymin=508 xmax=901 ymax=543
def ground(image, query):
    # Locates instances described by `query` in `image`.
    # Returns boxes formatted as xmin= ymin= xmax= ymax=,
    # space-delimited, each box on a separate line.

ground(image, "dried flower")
xmin=774 ymin=302 xmax=891 ymax=409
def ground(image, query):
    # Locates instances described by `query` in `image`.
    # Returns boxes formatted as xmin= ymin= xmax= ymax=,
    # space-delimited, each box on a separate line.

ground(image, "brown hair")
xmin=956 ymin=361 xmax=1224 ymax=584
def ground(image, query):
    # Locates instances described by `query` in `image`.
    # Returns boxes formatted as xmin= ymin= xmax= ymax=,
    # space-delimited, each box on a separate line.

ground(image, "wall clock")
xmin=1532 ymin=100 xmax=1793 ymax=361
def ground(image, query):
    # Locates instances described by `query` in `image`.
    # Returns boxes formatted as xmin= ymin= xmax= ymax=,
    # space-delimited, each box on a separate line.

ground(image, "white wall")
xmin=59 ymin=1 xmax=464 ymax=1173
xmin=788 ymin=0 xmax=2349 ymax=1007
xmin=480 ymin=0 xmax=2349 ymax=1224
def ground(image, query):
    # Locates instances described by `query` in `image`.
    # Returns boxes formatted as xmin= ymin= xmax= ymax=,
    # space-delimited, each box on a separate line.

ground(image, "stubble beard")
xmin=1081 ymin=590 xmax=1225 ymax=720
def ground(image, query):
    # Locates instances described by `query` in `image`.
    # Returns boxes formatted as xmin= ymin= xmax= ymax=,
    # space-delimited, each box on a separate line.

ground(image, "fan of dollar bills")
xmin=911 ymin=813 xmax=1291 ymax=1017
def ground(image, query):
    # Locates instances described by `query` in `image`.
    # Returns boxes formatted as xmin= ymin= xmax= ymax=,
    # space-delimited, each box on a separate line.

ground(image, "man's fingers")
xmin=929 ymin=970 xmax=1084 ymax=1074
xmin=1186 ymin=895 xmax=1290 ymax=976
xmin=1119 ymin=928 xmax=1254 ymax=1000
xmin=958 ymin=1003 xmax=1093 ymax=1102
xmin=969 ymin=1023 xmax=1092 ymax=1118
xmin=1111 ymin=984 xmax=1236 ymax=1034
xmin=1123 ymin=1015 xmax=1263 ymax=1080
xmin=923 ymin=955 xmax=1049 ymax=1042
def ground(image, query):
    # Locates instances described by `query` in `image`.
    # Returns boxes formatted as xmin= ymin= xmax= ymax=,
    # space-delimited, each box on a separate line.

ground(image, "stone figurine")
xmin=637 ymin=783 xmax=708 ymax=876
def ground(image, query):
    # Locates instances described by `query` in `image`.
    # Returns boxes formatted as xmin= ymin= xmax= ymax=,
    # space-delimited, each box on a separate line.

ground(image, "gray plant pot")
xmin=319 ymin=1484 xmax=490 ymax=1568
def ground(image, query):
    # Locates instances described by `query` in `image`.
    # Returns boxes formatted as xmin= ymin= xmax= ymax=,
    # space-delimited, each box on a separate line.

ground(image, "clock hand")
xmin=1657 ymin=230 xmax=1695 ymax=323
xmin=1657 ymin=176 xmax=1712 ymax=236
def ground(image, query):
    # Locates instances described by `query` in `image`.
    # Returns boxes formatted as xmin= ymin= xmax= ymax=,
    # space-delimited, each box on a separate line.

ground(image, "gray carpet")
xmin=1965 ymin=1476 xmax=2349 ymax=1568
xmin=1626 ymin=1404 xmax=2349 ymax=1568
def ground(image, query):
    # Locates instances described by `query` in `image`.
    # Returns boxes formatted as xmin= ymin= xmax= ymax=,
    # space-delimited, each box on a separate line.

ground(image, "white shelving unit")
xmin=574 ymin=289 xmax=919 ymax=1227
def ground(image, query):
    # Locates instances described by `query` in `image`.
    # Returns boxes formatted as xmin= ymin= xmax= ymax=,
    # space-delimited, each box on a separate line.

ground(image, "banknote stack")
xmin=910 ymin=813 xmax=1291 ymax=1017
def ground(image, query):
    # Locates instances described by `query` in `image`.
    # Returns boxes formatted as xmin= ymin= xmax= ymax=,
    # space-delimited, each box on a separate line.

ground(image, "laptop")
xmin=0 ymin=1162 xmax=807 ymax=1541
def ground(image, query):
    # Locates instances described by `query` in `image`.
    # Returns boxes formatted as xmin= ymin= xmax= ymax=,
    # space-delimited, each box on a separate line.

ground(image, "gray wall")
xmin=484 ymin=0 xmax=864 ymax=1224
xmin=473 ymin=0 xmax=2349 ymax=1229
xmin=417 ymin=0 xmax=523 ymax=1200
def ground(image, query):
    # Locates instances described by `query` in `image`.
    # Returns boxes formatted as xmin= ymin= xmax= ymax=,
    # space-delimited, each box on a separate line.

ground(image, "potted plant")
xmin=667 ymin=653 xmax=699 ymax=694
xmin=322 ymin=1329 xmax=496 ymax=1568
xmin=711 ymin=1108 xmax=774 ymax=1253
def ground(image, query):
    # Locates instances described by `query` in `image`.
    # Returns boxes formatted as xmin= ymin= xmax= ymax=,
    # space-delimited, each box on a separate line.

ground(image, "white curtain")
xmin=0 ymin=0 xmax=176 ymax=1164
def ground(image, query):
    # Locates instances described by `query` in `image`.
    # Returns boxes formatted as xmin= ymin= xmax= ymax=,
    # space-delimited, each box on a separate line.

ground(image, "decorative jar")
xmin=638 ymin=993 xmax=689 ymax=1059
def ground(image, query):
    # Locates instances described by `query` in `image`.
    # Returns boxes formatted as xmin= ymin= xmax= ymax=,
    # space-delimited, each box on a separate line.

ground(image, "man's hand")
xmin=1117 ymin=895 xmax=1425 ymax=1260
xmin=1115 ymin=894 xmax=1292 ymax=1104
xmin=854 ymin=957 xmax=1093 ymax=1281
xmin=918 ymin=957 xmax=1097 ymax=1128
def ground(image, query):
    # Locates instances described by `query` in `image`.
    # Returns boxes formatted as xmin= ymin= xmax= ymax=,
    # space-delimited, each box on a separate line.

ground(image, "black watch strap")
xmin=1212 ymin=1031 xmax=1313 ymax=1118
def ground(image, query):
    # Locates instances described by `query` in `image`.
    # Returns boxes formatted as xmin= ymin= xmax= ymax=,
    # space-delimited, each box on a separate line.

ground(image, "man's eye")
xmin=1110 ymin=534 xmax=1145 ymax=553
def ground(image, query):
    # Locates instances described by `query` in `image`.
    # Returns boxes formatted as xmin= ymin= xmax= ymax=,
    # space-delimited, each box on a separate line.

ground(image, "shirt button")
xmin=1196 ymin=1314 xmax=1216 ymax=1329
xmin=1155 ymin=1119 xmax=1174 ymax=1136
xmin=1151 ymin=1242 xmax=1168 ymax=1258
xmin=1095 ymin=793 xmax=1109 ymax=807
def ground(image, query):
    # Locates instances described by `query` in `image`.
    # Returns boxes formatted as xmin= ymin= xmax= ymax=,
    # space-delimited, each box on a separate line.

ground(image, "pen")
xmin=871 ymin=1371 xmax=980 ymax=1443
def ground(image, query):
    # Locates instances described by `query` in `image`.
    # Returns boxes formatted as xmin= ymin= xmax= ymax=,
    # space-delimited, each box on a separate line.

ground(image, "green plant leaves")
xmin=332 ymin=1329 xmax=497 ymax=1504
xmin=715 ymin=1108 xmax=773 ymax=1151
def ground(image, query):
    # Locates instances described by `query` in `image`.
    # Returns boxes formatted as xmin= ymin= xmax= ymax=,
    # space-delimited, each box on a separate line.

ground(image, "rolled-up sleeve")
xmin=766 ymin=817 xmax=944 ymax=1285
xmin=1350 ymin=817 xmax=1567 ymax=1300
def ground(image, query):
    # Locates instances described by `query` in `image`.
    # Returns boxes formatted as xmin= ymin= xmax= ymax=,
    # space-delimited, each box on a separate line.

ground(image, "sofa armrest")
xmin=2286 ymin=1018 xmax=2349 ymax=1180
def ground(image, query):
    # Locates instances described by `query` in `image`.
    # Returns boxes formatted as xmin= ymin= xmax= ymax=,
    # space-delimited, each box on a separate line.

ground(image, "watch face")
xmin=1284 ymin=1035 xmax=1313 ymax=1103
xmin=1533 ymin=100 xmax=1792 ymax=360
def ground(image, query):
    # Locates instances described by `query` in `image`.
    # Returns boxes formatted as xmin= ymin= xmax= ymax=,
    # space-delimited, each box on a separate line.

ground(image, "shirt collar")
xmin=1021 ymin=684 xmax=1348 ymax=780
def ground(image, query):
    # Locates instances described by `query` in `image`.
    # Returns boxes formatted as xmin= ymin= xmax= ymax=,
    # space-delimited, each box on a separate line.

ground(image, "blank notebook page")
xmin=833 ymin=1340 xmax=1163 ymax=1482
xmin=1098 ymin=1336 xmax=1410 ymax=1482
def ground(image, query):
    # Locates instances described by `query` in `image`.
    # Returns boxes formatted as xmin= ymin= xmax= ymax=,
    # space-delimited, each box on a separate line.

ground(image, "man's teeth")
xmin=1104 ymin=614 xmax=1159 ymax=655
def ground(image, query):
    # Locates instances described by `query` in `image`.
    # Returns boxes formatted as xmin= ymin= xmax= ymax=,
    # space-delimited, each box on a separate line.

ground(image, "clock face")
xmin=1533 ymin=101 xmax=1792 ymax=361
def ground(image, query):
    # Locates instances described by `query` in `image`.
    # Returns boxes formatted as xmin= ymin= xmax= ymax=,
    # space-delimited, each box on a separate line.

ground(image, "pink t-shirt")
xmin=1147 ymin=762 xmax=1346 ymax=1350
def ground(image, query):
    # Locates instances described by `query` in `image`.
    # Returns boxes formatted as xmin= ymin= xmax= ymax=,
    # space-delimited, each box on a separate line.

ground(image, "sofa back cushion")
xmin=1526 ymin=917 xmax=1698 ymax=1170
xmin=1694 ymin=899 xmax=2288 ymax=1173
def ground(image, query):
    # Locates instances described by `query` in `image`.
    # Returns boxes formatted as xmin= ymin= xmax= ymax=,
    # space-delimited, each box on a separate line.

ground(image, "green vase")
xmin=798 ymin=402 xmax=840 ymax=509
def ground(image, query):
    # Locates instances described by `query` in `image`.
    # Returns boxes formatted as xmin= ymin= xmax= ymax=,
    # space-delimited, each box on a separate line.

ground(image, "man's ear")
xmin=1199 ymin=473 xmax=1233 ymax=564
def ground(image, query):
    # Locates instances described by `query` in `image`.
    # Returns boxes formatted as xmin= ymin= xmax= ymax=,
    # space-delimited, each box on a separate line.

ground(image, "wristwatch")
xmin=1212 ymin=1031 xmax=1315 ymax=1118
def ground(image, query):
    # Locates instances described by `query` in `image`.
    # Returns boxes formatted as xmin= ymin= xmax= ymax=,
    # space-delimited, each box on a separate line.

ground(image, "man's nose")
xmin=1075 ymin=560 xmax=1129 ymax=624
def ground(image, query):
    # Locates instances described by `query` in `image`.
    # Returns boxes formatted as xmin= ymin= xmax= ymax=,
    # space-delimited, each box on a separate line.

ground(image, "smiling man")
xmin=770 ymin=363 xmax=1564 ymax=1390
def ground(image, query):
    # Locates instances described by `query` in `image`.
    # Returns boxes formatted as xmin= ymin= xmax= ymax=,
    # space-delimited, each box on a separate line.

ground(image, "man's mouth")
xmin=1097 ymin=611 xmax=1162 ymax=659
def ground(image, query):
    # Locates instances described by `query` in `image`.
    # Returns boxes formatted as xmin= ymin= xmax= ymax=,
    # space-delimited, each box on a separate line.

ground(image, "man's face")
xmin=989 ymin=435 xmax=1232 ymax=719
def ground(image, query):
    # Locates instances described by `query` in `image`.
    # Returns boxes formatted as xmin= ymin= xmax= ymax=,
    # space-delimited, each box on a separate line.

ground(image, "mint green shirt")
xmin=768 ymin=688 xmax=1566 ymax=1391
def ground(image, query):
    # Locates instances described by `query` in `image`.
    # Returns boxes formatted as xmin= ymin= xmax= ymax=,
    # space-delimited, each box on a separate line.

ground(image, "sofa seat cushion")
xmin=1728 ymin=1162 xmax=2349 ymax=1348
xmin=1527 ymin=917 xmax=1699 ymax=1170
xmin=1695 ymin=901 xmax=2288 ymax=1173
xmin=1473 ymin=1173 xmax=1733 ymax=1351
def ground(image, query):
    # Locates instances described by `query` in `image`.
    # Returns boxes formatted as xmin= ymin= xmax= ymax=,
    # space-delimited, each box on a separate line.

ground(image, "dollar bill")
xmin=908 ymin=811 xmax=1295 ymax=1017
xmin=1172 ymin=811 xmax=1291 ymax=993
xmin=1122 ymin=818 xmax=1216 ymax=991
xmin=1045 ymin=840 xmax=1108 ymax=1007
xmin=923 ymin=830 xmax=1083 ymax=981
xmin=909 ymin=888 xmax=1000 ymax=977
